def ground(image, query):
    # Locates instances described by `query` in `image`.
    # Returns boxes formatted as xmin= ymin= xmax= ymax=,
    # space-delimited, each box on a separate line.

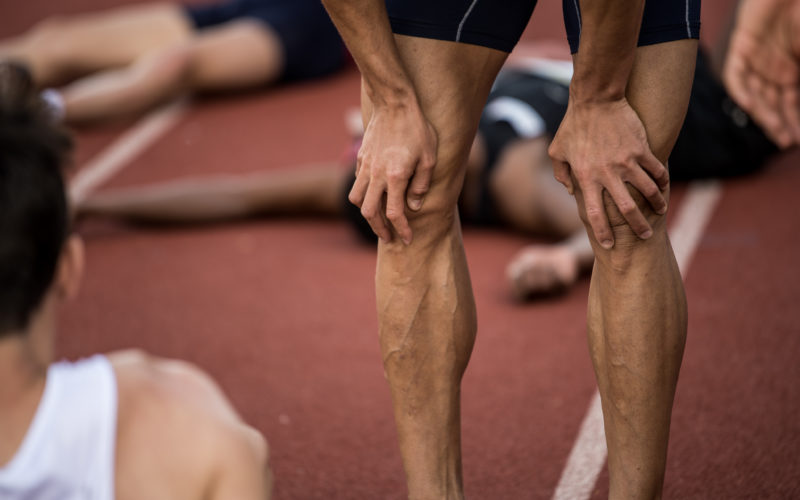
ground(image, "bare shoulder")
xmin=108 ymin=349 xmax=271 ymax=500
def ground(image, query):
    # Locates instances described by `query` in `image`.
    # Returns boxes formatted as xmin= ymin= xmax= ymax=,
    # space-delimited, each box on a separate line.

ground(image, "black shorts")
xmin=386 ymin=0 xmax=537 ymax=53
xmin=669 ymin=49 xmax=778 ymax=180
xmin=184 ymin=0 xmax=345 ymax=81
xmin=466 ymin=70 xmax=570 ymax=225
xmin=386 ymin=0 xmax=700 ymax=54
xmin=563 ymin=0 xmax=701 ymax=53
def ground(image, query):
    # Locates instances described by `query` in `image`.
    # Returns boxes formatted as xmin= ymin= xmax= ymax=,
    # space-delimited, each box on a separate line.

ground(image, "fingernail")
xmin=658 ymin=205 xmax=667 ymax=215
xmin=409 ymin=199 xmax=422 ymax=211
xmin=601 ymin=239 xmax=614 ymax=250
xmin=403 ymin=236 xmax=412 ymax=246
xmin=641 ymin=230 xmax=653 ymax=239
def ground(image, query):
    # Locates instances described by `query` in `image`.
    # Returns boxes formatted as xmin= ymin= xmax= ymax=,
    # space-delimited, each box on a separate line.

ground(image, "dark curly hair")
xmin=0 ymin=62 xmax=73 ymax=335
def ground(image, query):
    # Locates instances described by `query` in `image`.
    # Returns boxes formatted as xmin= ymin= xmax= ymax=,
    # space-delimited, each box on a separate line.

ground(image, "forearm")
xmin=321 ymin=0 xmax=417 ymax=108
xmin=570 ymin=0 xmax=646 ymax=102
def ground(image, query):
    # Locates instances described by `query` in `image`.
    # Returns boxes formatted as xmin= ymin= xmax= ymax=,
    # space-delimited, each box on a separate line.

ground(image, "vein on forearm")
xmin=571 ymin=0 xmax=646 ymax=102
xmin=321 ymin=0 xmax=416 ymax=107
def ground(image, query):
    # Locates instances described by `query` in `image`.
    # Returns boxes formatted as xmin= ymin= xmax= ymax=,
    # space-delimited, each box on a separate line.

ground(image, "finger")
xmin=723 ymin=54 xmax=754 ymax=111
xmin=582 ymin=186 xmax=614 ymax=250
xmin=406 ymin=156 xmax=434 ymax=211
xmin=551 ymin=159 xmax=574 ymax=194
xmin=780 ymin=85 xmax=800 ymax=144
xmin=360 ymin=180 xmax=392 ymax=242
xmin=348 ymin=167 xmax=370 ymax=207
xmin=386 ymin=178 xmax=412 ymax=245
xmin=626 ymin=165 xmax=667 ymax=215
xmin=606 ymin=180 xmax=654 ymax=240
xmin=748 ymin=75 xmax=793 ymax=147
xmin=636 ymin=147 xmax=669 ymax=192
xmin=354 ymin=146 xmax=364 ymax=177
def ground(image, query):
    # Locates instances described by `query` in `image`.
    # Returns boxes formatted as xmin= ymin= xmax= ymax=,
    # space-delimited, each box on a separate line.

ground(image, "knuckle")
xmin=619 ymin=201 xmax=636 ymax=215
xmin=386 ymin=167 xmax=406 ymax=183
xmin=385 ymin=209 xmax=403 ymax=222
xmin=348 ymin=192 xmax=362 ymax=206
xmin=585 ymin=205 xmax=604 ymax=219
xmin=642 ymin=184 xmax=660 ymax=198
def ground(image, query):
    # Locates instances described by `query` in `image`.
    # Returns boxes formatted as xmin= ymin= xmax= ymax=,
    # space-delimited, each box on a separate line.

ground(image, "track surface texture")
xmin=3 ymin=0 xmax=799 ymax=498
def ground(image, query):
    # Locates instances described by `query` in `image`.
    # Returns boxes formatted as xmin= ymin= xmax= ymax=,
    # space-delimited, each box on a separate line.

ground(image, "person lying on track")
xmin=0 ymin=62 xmax=272 ymax=500
xmin=0 ymin=0 xmax=345 ymax=124
xmin=75 ymin=40 xmax=783 ymax=301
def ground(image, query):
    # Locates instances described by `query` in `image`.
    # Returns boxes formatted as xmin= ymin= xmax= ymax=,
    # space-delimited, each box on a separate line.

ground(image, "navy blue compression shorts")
xmin=563 ymin=0 xmax=701 ymax=53
xmin=385 ymin=0 xmax=700 ymax=54
xmin=184 ymin=0 xmax=345 ymax=81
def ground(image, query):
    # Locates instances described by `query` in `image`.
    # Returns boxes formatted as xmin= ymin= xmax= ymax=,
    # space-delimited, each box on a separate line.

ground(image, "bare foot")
xmin=506 ymin=244 xmax=580 ymax=299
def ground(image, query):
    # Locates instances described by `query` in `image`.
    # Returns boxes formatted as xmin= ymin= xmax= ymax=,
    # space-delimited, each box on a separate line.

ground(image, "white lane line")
xmin=551 ymin=180 xmax=723 ymax=500
xmin=671 ymin=181 xmax=723 ymax=274
xmin=552 ymin=391 xmax=605 ymax=500
xmin=69 ymin=99 xmax=187 ymax=204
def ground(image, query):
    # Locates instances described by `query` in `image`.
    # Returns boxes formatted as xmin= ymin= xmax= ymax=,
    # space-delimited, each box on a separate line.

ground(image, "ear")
xmin=54 ymin=235 xmax=85 ymax=301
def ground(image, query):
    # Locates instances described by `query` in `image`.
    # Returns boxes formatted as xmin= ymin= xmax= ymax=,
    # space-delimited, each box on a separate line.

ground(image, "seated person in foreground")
xmin=0 ymin=0 xmax=345 ymax=124
xmin=77 ymin=38 xmax=783 ymax=300
xmin=0 ymin=63 xmax=271 ymax=499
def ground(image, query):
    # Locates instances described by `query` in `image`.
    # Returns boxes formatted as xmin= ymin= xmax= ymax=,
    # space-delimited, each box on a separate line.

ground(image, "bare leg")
xmin=0 ymin=3 xmax=192 ymax=87
xmin=62 ymin=20 xmax=283 ymax=123
xmin=78 ymin=165 xmax=347 ymax=223
xmin=572 ymin=40 xmax=697 ymax=499
xmin=488 ymin=136 xmax=583 ymax=237
xmin=363 ymin=35 xmax=507 ymax=499
xmin=469 ymin=135 xmax=588 ymax=298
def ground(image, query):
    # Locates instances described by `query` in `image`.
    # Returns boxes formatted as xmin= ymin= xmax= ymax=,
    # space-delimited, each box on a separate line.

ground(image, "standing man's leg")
xmin=572 ymin=39 xmax=697 ymax=499
xmin=362 ymin=35 xmax=507 ymax=499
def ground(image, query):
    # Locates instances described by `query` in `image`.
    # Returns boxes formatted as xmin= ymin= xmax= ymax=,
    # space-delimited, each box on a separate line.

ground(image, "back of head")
xmin=0 ymin=62 xmax=72 ymax=336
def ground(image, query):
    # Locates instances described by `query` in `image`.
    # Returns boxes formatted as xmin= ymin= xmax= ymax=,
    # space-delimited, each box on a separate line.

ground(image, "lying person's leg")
xmin=472 ymin=135 xmax=588 ymax=298
xmin=0 ymin=3 xmax=192 ymax=87
xmin=506 ymin=229 xmax=593 ymax=299
xmin=60 ymin=19 xmax=284 ymax=123
xmin=77 ymin=164 xmax=349 ymax=223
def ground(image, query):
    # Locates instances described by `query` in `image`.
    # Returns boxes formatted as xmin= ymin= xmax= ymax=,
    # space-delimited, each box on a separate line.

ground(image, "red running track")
xmin=3 ymin=0 xmax=799 ymax=498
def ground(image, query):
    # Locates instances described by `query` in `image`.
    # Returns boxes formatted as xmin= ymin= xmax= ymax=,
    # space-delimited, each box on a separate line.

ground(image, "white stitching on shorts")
xmin=685 ymin=0 xmax=691 ymax=37
xmin=456 ymin=0 xmax=480 ymax=42
xmin=572 ymin=0 xmax=582 ymax=35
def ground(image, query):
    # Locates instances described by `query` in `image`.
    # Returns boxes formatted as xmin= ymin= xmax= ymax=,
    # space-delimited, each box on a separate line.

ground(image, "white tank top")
xmin=0 ymin=355 xmax=117 ymax=500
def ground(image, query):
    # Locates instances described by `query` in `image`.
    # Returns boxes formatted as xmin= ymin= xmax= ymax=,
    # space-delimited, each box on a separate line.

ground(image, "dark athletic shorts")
xmin=669 ymin=48 xmax=778 ymax=181
xmin=184 ymin=0 xmax=345 ymax=81
xmin=467 ymin=70 xmax=570 ymax=225
xmin=386 ymin=0 xmax=701 ymax=54
xmin=563 ymin=0 xmax=701 ymax=53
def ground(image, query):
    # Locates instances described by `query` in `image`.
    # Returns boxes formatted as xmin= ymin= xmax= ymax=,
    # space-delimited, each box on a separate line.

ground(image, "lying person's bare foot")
xmin=506 ymin=244 xmax=580 ymax=299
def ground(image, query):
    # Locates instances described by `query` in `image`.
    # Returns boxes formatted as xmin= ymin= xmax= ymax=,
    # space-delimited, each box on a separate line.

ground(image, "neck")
xmin=0 ymin=308 xmax=55 ymax=466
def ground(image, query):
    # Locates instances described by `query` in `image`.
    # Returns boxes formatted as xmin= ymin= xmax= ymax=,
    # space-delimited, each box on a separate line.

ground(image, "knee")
xmin=404 ymin=187 xmax=459 ymax=242
xmin=143 ymin=44 xmax=194 ymax=85
xmin=30 ymin=16 xmax=67 ymax=39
